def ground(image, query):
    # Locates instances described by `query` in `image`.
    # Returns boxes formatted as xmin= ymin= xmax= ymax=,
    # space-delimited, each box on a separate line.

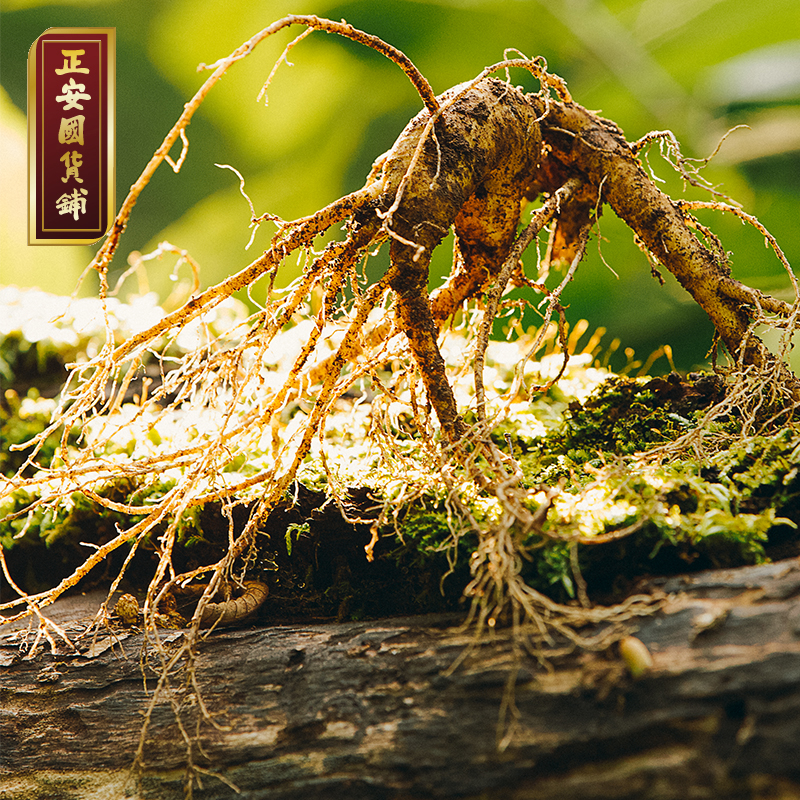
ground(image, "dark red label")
xmin=29 ymin=28 xmax=115 ymax=245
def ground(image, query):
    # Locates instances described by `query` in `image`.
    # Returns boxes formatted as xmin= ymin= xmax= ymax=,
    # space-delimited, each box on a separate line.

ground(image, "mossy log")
xmin=2 ymin=558 xmax=800 ymax=800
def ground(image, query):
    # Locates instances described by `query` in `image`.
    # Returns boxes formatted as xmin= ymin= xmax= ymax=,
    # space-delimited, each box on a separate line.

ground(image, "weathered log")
xmin=2 ymin=558 xmax=800 ymax=799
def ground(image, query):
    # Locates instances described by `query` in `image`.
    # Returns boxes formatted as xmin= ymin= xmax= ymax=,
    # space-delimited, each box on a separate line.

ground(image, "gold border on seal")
xmin=28 ymin=27 xmax=116 ymax=246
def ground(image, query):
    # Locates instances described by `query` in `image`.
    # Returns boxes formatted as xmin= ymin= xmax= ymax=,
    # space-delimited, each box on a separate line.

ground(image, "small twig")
xmin=0 ymin=546 xmax=78 ymax=655
xmin=675 ymin=199 xmax=798 ymax=303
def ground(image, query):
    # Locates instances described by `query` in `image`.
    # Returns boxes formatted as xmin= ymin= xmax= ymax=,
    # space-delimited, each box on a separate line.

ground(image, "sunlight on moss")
xmin=2 ymin=288 xmax=797 ymax=605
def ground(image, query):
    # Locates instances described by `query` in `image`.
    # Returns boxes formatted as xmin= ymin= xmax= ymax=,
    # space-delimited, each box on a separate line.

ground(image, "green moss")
xmin=0 ymin=389 xmax=79 ymax=478
xmin=529 ymin=373 xmax=722 ymax=465
xmin=2 ymin=290 xmax=798 ymax=616
xmin=521 ymin=538 xmax=577 ymax=600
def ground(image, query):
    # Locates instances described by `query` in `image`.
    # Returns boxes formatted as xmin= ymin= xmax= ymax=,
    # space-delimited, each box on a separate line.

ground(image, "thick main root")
xmin=3 ymin=16 xmax=797 ymax=664
xmin=4 ymin=20 xmax=799 ymax=786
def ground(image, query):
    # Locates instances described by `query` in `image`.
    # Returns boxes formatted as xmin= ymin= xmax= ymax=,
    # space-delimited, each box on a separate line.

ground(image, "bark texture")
xmin=2 ymin=558 xmax=800 ymax=800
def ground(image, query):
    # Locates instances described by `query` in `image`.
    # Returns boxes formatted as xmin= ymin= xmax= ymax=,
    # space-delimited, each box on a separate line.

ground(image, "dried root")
xmin=4 ymin=16 xmax=799 ymax=785
xmin=2 ymin=14 xmax=798 ymax=682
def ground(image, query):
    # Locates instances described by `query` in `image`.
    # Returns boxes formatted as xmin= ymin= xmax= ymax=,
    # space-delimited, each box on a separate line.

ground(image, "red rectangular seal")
xmin=28 ymin=27 xmax=115 ymax=245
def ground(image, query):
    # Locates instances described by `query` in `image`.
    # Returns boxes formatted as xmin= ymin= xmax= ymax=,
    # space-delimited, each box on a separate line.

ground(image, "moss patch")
xmin=2 ymin=291 xmax=797 ymax=621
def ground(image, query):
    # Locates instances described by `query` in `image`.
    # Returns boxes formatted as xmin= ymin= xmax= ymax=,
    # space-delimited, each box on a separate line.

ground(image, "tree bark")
xmin=2 ymin=558 xmax=800 ymax=800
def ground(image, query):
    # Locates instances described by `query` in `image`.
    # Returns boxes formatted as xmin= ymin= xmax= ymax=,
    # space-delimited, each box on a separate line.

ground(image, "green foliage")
xmin=3 ymin=1 xmax=798 ymax=370
xmin=510 ymin=373 xmax=800 ymax=590
xmin=1 ymin=474 xmax=174 ymax=550
xmin=0 ymin=390 xmax=67 ymax=477
xmin=397 ymin=504 xmax=455 ymax=553
xmin=385 ymin=371 xmax=798 ymax=599
xmin=284 ymin=522 xmax=310 ymax=556
xmin=522 ymin=539 xmax=577 ymax=600
xmin=536 ymin=373 xmax=724 ymax=463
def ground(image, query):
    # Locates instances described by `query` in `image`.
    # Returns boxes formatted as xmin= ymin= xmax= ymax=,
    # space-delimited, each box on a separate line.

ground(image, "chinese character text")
xmin=56 ymin=78 xmax=91 ymax=111
xmin=55 ymin=49 xmax=90 ymax=75
xmin=58 ymin=115 xmax=86 ymax=146
xmin=56 ymin=188 xmax=89 ymax=220
xmin=60 ymin=150 xmax=84 ymax=183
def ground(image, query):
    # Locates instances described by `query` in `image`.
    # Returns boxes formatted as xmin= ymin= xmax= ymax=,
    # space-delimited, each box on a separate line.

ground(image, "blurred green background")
xmin=2 ymin=0 xmax=799 ymax=371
